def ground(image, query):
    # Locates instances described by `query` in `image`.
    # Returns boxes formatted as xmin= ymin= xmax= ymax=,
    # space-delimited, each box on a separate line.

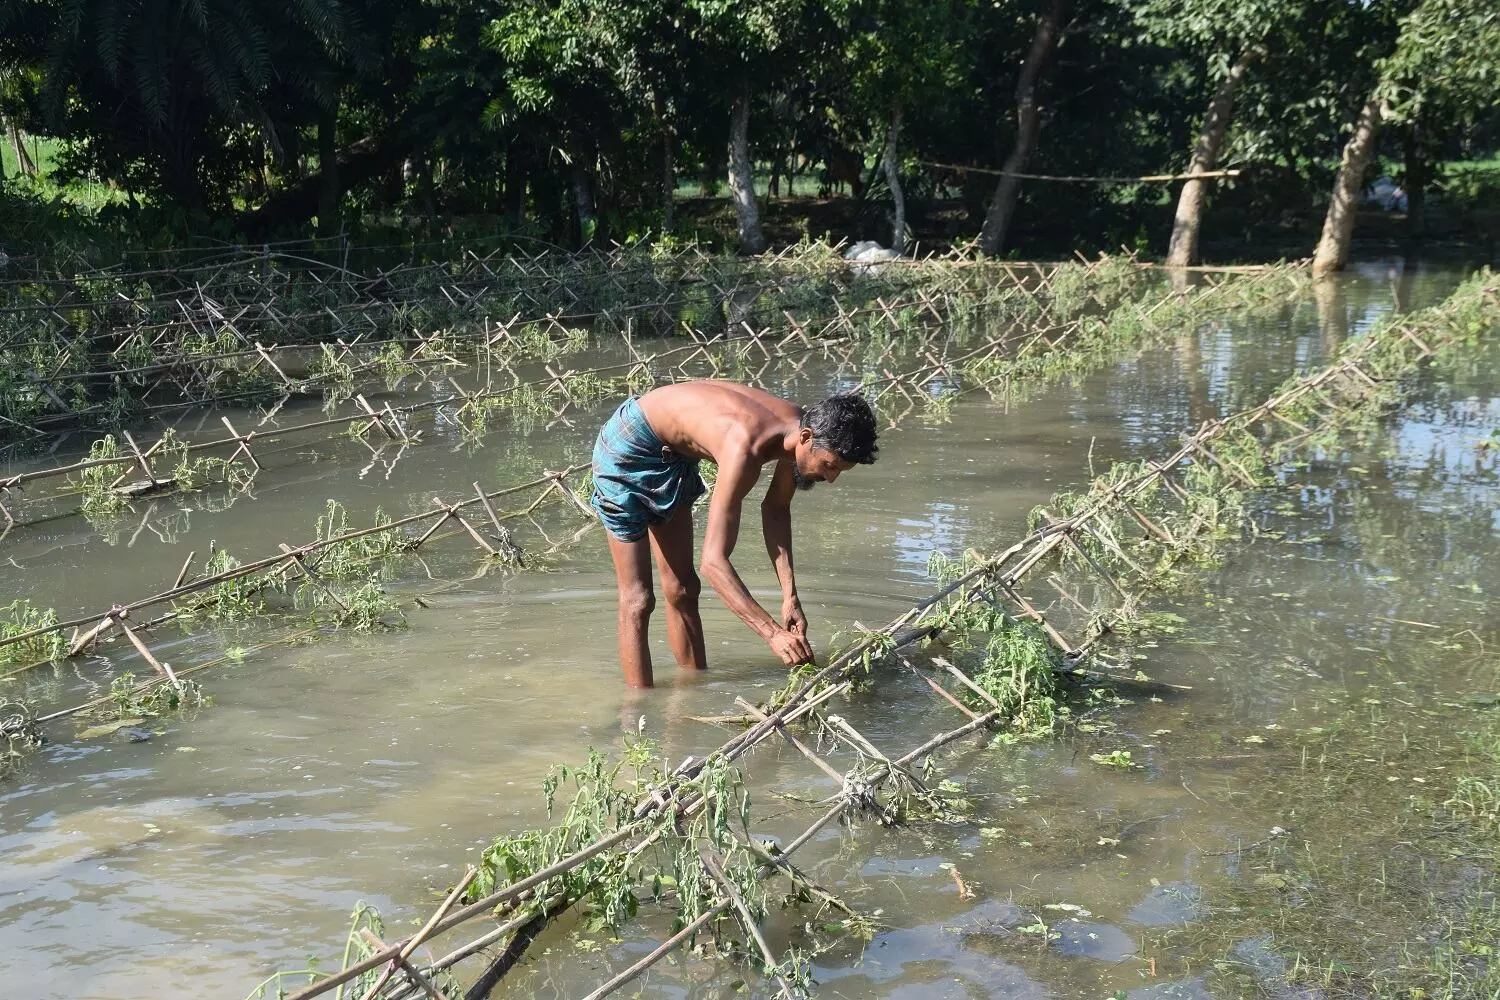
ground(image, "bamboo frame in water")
xmin=1 ymin=256 xmax=1303 ymax=533
xmin=1 ymin=244 xmax=1104 ymax=442
xmin=273 ymin=269 xmax=1495 ymax=1000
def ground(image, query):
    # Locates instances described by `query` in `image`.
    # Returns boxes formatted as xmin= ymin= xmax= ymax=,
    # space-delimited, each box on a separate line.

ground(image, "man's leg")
xmin=607 ymin=533 xmax=655 ymax=687
xmin=647 ymin=503 xmax=708 ymax=671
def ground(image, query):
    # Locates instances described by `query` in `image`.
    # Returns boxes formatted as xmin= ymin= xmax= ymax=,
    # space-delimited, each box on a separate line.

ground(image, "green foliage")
xmin=75 ymin=435 xmax=130 ymax=513
xmin=466 ymin=744 xmax=767 ymax=956
xmin=1378 ymin=0 xmax=1500 ymax=124
xmin=313 ymin=500 xmax=405 ymax=576
xmin=155 ymin=429 xmax=254 ymax=492
xmin=104 ymin=672 xmax=209 ymax=719
xmin=176 ymin=547 xmax=264 ymax=622
xmin=0 ymin=600 xmax=66 ymax=665
xmin=0 ymin=0 xmax=1492 ymax=262
xmin=970 ymin=618 xmax=1061 ymax=734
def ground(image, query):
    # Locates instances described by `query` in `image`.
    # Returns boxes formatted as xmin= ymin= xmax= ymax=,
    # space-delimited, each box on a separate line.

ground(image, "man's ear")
xmin=798 ymin=426 xmax=814 ymax=447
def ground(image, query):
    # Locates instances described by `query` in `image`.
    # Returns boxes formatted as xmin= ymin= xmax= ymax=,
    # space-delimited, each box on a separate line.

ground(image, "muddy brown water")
xmin=0 ymin=259 xmax=1492 ymax=1000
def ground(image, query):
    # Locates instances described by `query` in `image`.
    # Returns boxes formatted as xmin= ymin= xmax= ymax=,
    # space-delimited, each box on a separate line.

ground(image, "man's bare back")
xmin=589 ymin=381 xmax=879 ymax=687
xmin=636 ymin=381 xmax=801 ymax=469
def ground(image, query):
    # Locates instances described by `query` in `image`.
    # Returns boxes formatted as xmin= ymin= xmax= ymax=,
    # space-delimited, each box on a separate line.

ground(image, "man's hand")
xmin=767 ymin=628 xmax=814 ymax=666
xmin=781 ymin=595 xmax=808 ymax=637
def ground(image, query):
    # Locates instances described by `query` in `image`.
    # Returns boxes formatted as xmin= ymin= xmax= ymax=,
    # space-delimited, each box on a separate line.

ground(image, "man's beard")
xmin=791 ymin=465 xmax=817 ymax=491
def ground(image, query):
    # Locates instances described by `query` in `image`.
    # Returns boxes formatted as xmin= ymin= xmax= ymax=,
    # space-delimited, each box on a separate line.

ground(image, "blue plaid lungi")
xmin=590 ymin=397 xmax=705 ymax=542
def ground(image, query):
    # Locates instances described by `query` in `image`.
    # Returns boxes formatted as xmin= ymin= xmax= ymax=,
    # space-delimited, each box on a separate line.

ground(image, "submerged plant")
xmin=312 ymin=501 xmax=405 ymax=579
xmin=297 ymin=576 xmax=406 ymax=632
xmin=969 ymin=617 xmax=1061 ymax=734
xmin=176 ymin=547 xmax=265 ymax=622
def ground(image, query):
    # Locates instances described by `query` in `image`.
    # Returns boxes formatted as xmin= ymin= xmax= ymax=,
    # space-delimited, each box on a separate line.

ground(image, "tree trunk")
xmin=9 ymin=122 xmax=36 ymax=177
xmin=1402 ymin=122 xmax=1425 ymax=238
xmin=240 ymin=132 xmax=409 ymax=236
xmin=661 ymin=130 xmax=676 ymax=232
xmin=882 ymin=107 xmax=907 ymax=254
xmin=571 ymin=163 xmax=597 ymax=248
xmin=503 ymin=144 xmax=527 ymax=229
xmin=978 ymin=0 xmax=1066 ymax=257
xmin=727 ymin=82 xmax=768 ymax=254
xmin=1312 ymin=96 xmax=1384 ymax=278
xmin=1166 ymin=46 xmax=1260 ymax=267
xmin=409 ymin=153 xmax=437 ymax=218
xmin=316 ymin=108 xmax=340 ymax=238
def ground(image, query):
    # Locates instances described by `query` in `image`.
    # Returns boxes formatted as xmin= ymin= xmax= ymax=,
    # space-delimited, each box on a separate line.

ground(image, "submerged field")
xmin=0 ymin=251 xmax=1496 ymax=1000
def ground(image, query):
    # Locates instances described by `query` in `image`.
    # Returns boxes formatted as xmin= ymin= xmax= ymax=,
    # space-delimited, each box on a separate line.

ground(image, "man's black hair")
xmin=801 ymin=393 xmax=879 ymax=464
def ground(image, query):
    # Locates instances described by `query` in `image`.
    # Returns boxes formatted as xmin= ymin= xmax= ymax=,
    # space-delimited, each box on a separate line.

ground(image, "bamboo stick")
xmin=920 ymin=159 xmax=1243 ymax=183
xmin=701 ymin=851 xmax=797 ymax=1000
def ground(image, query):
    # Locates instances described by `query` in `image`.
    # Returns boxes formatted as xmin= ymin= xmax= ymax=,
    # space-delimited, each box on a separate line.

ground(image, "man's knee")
xmin=618 ymin=584 xmax=655 ymax=623
xmin=662 ymin=572 xmax=701 ymax=612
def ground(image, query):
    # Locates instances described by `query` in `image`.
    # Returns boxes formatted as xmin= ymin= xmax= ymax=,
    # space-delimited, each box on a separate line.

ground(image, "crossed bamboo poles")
xmin=265 ymin=271 xmax=1493 ymax=1000
xmin=1 ymin=254 xmax=1303 ymax=531
xmin=0 ymin=262 xmax=851 ymax=438
xmin=0 ymin=243 xmax=1078 ymax=439
xmin=0 ymin=287 xmax=1097 ymax=688
xmin=0 ymin=255 xmax=1153 ymax=528
xmin=0 ymin=258 xmax=1315 ymax=746
xmin=0 ymin=464 xmax=594 ymax=709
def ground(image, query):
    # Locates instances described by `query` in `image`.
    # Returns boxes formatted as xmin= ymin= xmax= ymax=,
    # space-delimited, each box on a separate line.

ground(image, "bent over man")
xmin=590 ymin=381 xmax=879 ymax=687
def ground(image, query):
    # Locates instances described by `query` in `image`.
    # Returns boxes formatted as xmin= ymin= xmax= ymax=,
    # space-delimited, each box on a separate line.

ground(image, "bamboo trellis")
xmin=0 ymin=243 xmax=1105 ymax=436
xmin=0 ymin=259 xmax=1306 ymax=530
xmin=0 ymin=261 xmax=1317 ymax=726
xmin=0 ymin=463 xmax=595 ymax=701
xmin=265 ymin=269 xmax=1496 ymax=1000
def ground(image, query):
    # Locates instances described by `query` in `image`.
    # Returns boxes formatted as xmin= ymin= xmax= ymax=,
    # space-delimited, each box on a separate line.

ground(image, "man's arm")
xmin=761 ymin=457 xmax=807 ymax=636
xmin=700 ymin=444 xmax=814 ymax=666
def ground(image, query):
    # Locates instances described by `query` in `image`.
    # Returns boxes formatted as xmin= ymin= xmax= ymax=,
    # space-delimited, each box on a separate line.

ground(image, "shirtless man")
xmin=590 ymin=381 xmax=879 ymax=687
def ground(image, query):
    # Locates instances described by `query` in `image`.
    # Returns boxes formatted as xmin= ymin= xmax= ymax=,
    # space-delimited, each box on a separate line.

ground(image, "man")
xmin=590 ymin=381 xmax=879 ymax=687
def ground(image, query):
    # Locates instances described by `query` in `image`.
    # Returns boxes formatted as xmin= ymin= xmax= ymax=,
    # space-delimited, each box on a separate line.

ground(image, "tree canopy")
xmin=0 ymin=0 xmax=1495 ymax=260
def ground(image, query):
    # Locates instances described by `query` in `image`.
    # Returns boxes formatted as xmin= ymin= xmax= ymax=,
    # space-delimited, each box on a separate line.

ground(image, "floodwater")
xmin=0 ymin=258 xmax=1493 ymax=1000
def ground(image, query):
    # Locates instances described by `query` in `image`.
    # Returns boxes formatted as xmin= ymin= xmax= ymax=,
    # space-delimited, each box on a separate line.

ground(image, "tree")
xmin=1121 ymin=0 xmax=1306 ymax=266
xmin=1313 ymin=0 xmax=1500 ymax=276
xmin=20 ymin=0 xmax=368 ymax=214
xmin=843 ymin=0 xmax=977 ymax=253
xmin=978 ymin=0 xmax=1067 ymax=258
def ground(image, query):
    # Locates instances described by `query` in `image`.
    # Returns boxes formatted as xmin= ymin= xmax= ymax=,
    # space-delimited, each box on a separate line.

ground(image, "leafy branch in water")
xmin=101 ymin=672 xmax=210 ymax=720
xmin=0 ymin=600 xmax=67 ymax=665
xmin=75 ymin=435 xmax=130 ymax=513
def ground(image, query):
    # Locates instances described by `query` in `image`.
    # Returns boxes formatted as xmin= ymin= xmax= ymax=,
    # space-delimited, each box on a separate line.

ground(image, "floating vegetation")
xmin=101 ymin=671 xmax=210 ymax=720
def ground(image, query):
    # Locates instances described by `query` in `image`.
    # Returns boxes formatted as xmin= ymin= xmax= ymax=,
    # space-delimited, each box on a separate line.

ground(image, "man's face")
xmin=793 ymin=444 xmax=856 ymax=490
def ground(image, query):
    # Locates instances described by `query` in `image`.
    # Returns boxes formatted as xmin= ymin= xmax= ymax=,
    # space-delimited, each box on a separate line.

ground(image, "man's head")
xmin=792 ymin=393 xmax=878 ymax=490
